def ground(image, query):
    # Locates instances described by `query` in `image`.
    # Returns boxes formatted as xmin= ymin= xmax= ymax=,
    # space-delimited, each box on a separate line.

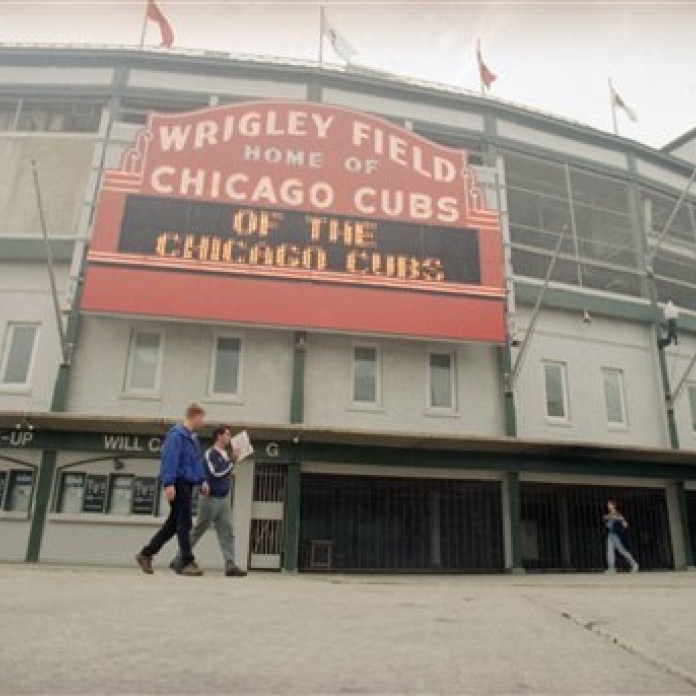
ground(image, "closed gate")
xmin=687 ymin=490 xmax=696 ymax=562
xmin=249 ymin=464 xmax=287 ymax=570
xmin=520 ymin=483 xmax=673 ymax=572
xmin=299 ymin=474 xmax=504 ymax=572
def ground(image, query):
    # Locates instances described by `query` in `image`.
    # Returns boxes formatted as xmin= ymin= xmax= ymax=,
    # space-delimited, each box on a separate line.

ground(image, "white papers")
xmin=231 ymin=430 xmax=254 ymax=462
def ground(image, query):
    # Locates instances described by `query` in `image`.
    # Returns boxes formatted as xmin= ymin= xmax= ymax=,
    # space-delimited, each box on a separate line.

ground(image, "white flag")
xmin=323 ymin=13 xmax=357 ymax=63
xmin=611 ymin=82 xmax=638 ymax=122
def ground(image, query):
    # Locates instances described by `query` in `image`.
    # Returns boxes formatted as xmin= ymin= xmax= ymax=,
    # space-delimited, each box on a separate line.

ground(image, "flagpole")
xmin=318 ymin=5 xmax=325 ymax=66
xmin=139 ymin=0 xmax=149 ymax=49
xmin=609 ymin=79 xmax=618 ymax=136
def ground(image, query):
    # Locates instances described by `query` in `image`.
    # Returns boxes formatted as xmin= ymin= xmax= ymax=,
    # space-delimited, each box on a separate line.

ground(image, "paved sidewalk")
xmin=1 ymin=564 xmax=695 ymax=695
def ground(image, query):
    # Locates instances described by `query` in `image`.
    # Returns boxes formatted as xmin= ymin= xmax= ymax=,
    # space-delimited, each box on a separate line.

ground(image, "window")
xmin=428 ymin=352 xmax=455 ymax=410
xmin=352 ymin=346 xmax=380 ymax=404
xmin=1 ymin=323 xmax=39 ymax=387
xmin=57 ymin=473 xmax=85 ymax=513
xmin=602 ymin=368 xmax=627 ymax=426
xmin=6 ymin=470 xmax=34 ymax=512
xmin=543 ymin=361 xmax=569 ymax=421
xmin=0 ymin=471 xmax=7 ymax=508
xmin=108 ymin=475 xmax=133 ymax=515
xmin=688 ymin=385 xmax=696 ymax=433
xmin=210 ymin=336 xmax=241 ymax=396
xmin=125 ymin=331 xmax=162 ymax=392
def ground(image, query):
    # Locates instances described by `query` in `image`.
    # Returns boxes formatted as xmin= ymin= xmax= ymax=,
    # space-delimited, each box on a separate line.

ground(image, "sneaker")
xmin=225 ymin=566 xmax=248 ymax=577
xmin=136 ymin=553 xmax=154 ymax=575
xmin=169 ymin=559 xmax=182 ymax=573
xmin=631 ymin=564 xmax=640 ymax=573
xmin=180 ymin=562 xmax=204 ymax=576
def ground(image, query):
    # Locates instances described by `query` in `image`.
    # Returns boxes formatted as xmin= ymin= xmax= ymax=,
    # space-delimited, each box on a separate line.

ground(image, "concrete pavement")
xmin=1 ymin=564 xmax=695 ymax=695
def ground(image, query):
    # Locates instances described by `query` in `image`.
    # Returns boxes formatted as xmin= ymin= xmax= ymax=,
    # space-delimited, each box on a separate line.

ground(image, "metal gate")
xmin=687 ymin=490 xmax=696 ymax=562
xmin=520 ymin=483 xmax=673 ymax=572
xmin=249 ymin=464 xmax=287 ymax=570
xmin=299 ymin=474 xmax=504 ymax=572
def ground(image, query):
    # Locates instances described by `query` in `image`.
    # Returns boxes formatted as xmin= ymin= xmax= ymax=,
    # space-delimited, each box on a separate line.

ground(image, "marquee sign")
xmin=82 ymin=101 xmax=505 ymax=341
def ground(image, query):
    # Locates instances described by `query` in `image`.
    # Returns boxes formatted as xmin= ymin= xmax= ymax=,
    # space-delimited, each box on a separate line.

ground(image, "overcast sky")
xmin=0 ymin=1 xmax=694 ymax=149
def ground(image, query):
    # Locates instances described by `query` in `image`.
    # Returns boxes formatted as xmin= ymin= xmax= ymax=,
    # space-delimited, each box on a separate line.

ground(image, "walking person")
xmin=604 ymin=498 xmax=639 ymax=573
xmin=136 ymin=403 xmax=209 ymax=576
xmin=171 ymin=424 xmax=247 ymax=577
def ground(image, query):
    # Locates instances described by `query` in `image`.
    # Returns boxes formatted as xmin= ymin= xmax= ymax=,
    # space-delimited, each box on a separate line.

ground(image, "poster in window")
xmin=132 ymin=476 xmax=157 ymax=515
xmin=82 ymin=474 xmax=108 ymax=513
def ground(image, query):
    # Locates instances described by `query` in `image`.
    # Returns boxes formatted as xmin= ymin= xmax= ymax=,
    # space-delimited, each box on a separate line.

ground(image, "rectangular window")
xmin=210 ymin=336 xmax=241 ymax=396
xmin=602 ymin=368 xmax=627 ymax=426
xmin=6 ymin=470 xmax=34 ymax=512
xmin=543 ymin=361 xmax=569 ymax=421
xmin=57 ymin=473 xmax=85 ymax=513
xmin=108 ymin=475 xmax=134 ymax=515
xmin=1 ymin=323 xmax=39 ymax=387
xmin=352 ymin=346 xmax=379 ymax=404
xmin=125 ymin=331 xmax=162 ymax=392
xmin=688 ymin=385 xmax=696 ymax=433
xmin=428 ymin=352 xmax=455 ymax=410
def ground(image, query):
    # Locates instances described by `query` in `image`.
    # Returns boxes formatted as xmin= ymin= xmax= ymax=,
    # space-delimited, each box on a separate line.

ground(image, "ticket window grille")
xmin=4 ymin=470 xmax=34 ymax=512
xmin=520 ymin=483 xmax=673 ymax=572
xmin=249 ymin=465 xmax=288 ymax=570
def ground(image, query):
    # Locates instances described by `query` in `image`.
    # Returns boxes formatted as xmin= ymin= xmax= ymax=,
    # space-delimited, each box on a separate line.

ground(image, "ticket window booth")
xmin=0 ymin=468 xmax=35 ymax=514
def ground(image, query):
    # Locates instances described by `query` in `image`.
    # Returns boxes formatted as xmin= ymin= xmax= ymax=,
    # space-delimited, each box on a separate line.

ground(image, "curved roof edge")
xmin=0 ymin=43 xmax=693 ymax=176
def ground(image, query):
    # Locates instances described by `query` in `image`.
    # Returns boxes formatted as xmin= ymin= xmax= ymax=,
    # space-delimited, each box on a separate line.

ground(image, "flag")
xmin=611 ymin=84 xmax=637 ymax=122
xmin=322 ymin=11 xmax=357 ymax=63
xmin=146 ymin=0 xmax=174 ymax=48
xmin=477 ymin=40 xmax=496 ymax=90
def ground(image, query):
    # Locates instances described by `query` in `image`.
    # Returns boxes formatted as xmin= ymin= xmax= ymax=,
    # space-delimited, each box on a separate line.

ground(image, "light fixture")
xmin=657 ymin=301 xmax=679 ymax=349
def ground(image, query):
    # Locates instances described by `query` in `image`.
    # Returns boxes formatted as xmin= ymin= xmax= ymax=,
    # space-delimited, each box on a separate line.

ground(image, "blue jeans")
xmin=607 ymin=532 xmax=638 ymax=571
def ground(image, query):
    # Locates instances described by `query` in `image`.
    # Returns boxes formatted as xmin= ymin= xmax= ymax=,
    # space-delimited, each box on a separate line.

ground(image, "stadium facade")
xmin=1 ymin=45 xmax=696 ymax=574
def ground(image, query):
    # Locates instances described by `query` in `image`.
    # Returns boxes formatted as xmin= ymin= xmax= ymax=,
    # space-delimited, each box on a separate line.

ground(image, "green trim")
xmin=290 ymin=332 xmax=306 ymax=424
xmin=25 ymin=449 xmax=56 ymax=562
xmin=676 ymin=481 xmax=695 ymax=568
xmin=507 ymin=471 xmax=523 ymax=572
xmin=282 ymin=461 xmax=301 ymax=571
xmin=514 ymin=281 xmax=656 ymax=322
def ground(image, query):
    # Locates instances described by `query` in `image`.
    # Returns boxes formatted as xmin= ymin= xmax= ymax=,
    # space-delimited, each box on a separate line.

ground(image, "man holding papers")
xmin=171 ymin=424 xmax=247 ymax=577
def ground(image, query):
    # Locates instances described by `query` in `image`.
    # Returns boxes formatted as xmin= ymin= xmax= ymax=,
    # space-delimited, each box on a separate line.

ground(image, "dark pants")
xmin=141 ymin=482 xmax=195 ymax=565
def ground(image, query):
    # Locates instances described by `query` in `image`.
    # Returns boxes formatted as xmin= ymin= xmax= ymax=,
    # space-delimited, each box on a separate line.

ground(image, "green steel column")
xmin=657 ymin=341 xmax=680 ymax=450
xmin=25 ymin=450 xmax=57 ymax=562
xmin=290 ymin=332 xmax=306 ymax=424
xmin=676 ymin=481 xmax=695 ymax=569
xmin=507 ymin=470 xmax=523 ymax=573
xmin=499 ymin=345 xmax=518 ymax=437
xmin=282 ymin=461 xmax=302 ymax=571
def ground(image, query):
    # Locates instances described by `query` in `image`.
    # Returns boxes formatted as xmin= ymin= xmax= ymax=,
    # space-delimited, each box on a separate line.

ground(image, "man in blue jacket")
xmin=136 ymin=403 xmax=209 ymax=576
xmin=170 ymin=424 xmax=246 ymax=577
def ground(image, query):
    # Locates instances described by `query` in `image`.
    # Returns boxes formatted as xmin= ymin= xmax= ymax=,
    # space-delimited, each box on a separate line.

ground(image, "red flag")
xmin=146 ymin=0 xmax=174 ymax=48
xmin=477 ymin=40 xmax=496 ymax=90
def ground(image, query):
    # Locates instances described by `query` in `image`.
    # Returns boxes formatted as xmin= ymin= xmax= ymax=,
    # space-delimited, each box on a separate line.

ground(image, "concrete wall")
xmin=303 ymin=333 xmax=505 ymax=436
xmin=66 ymin=317 xmax=294 ymax=424
xmin=0 ymin=449 xmax=39 ymax=561
xmin=0 ymin=135 xmax=95 ymax=237
xmin=513 ymin=307 xmax=668 ymax=447
xmin=0 ymin=261 xmax=70 ymax=413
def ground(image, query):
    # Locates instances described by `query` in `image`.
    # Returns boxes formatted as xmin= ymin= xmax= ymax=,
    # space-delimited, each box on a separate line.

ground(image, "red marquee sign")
xmin=82 ymin=101 xmax=505 ymax=342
